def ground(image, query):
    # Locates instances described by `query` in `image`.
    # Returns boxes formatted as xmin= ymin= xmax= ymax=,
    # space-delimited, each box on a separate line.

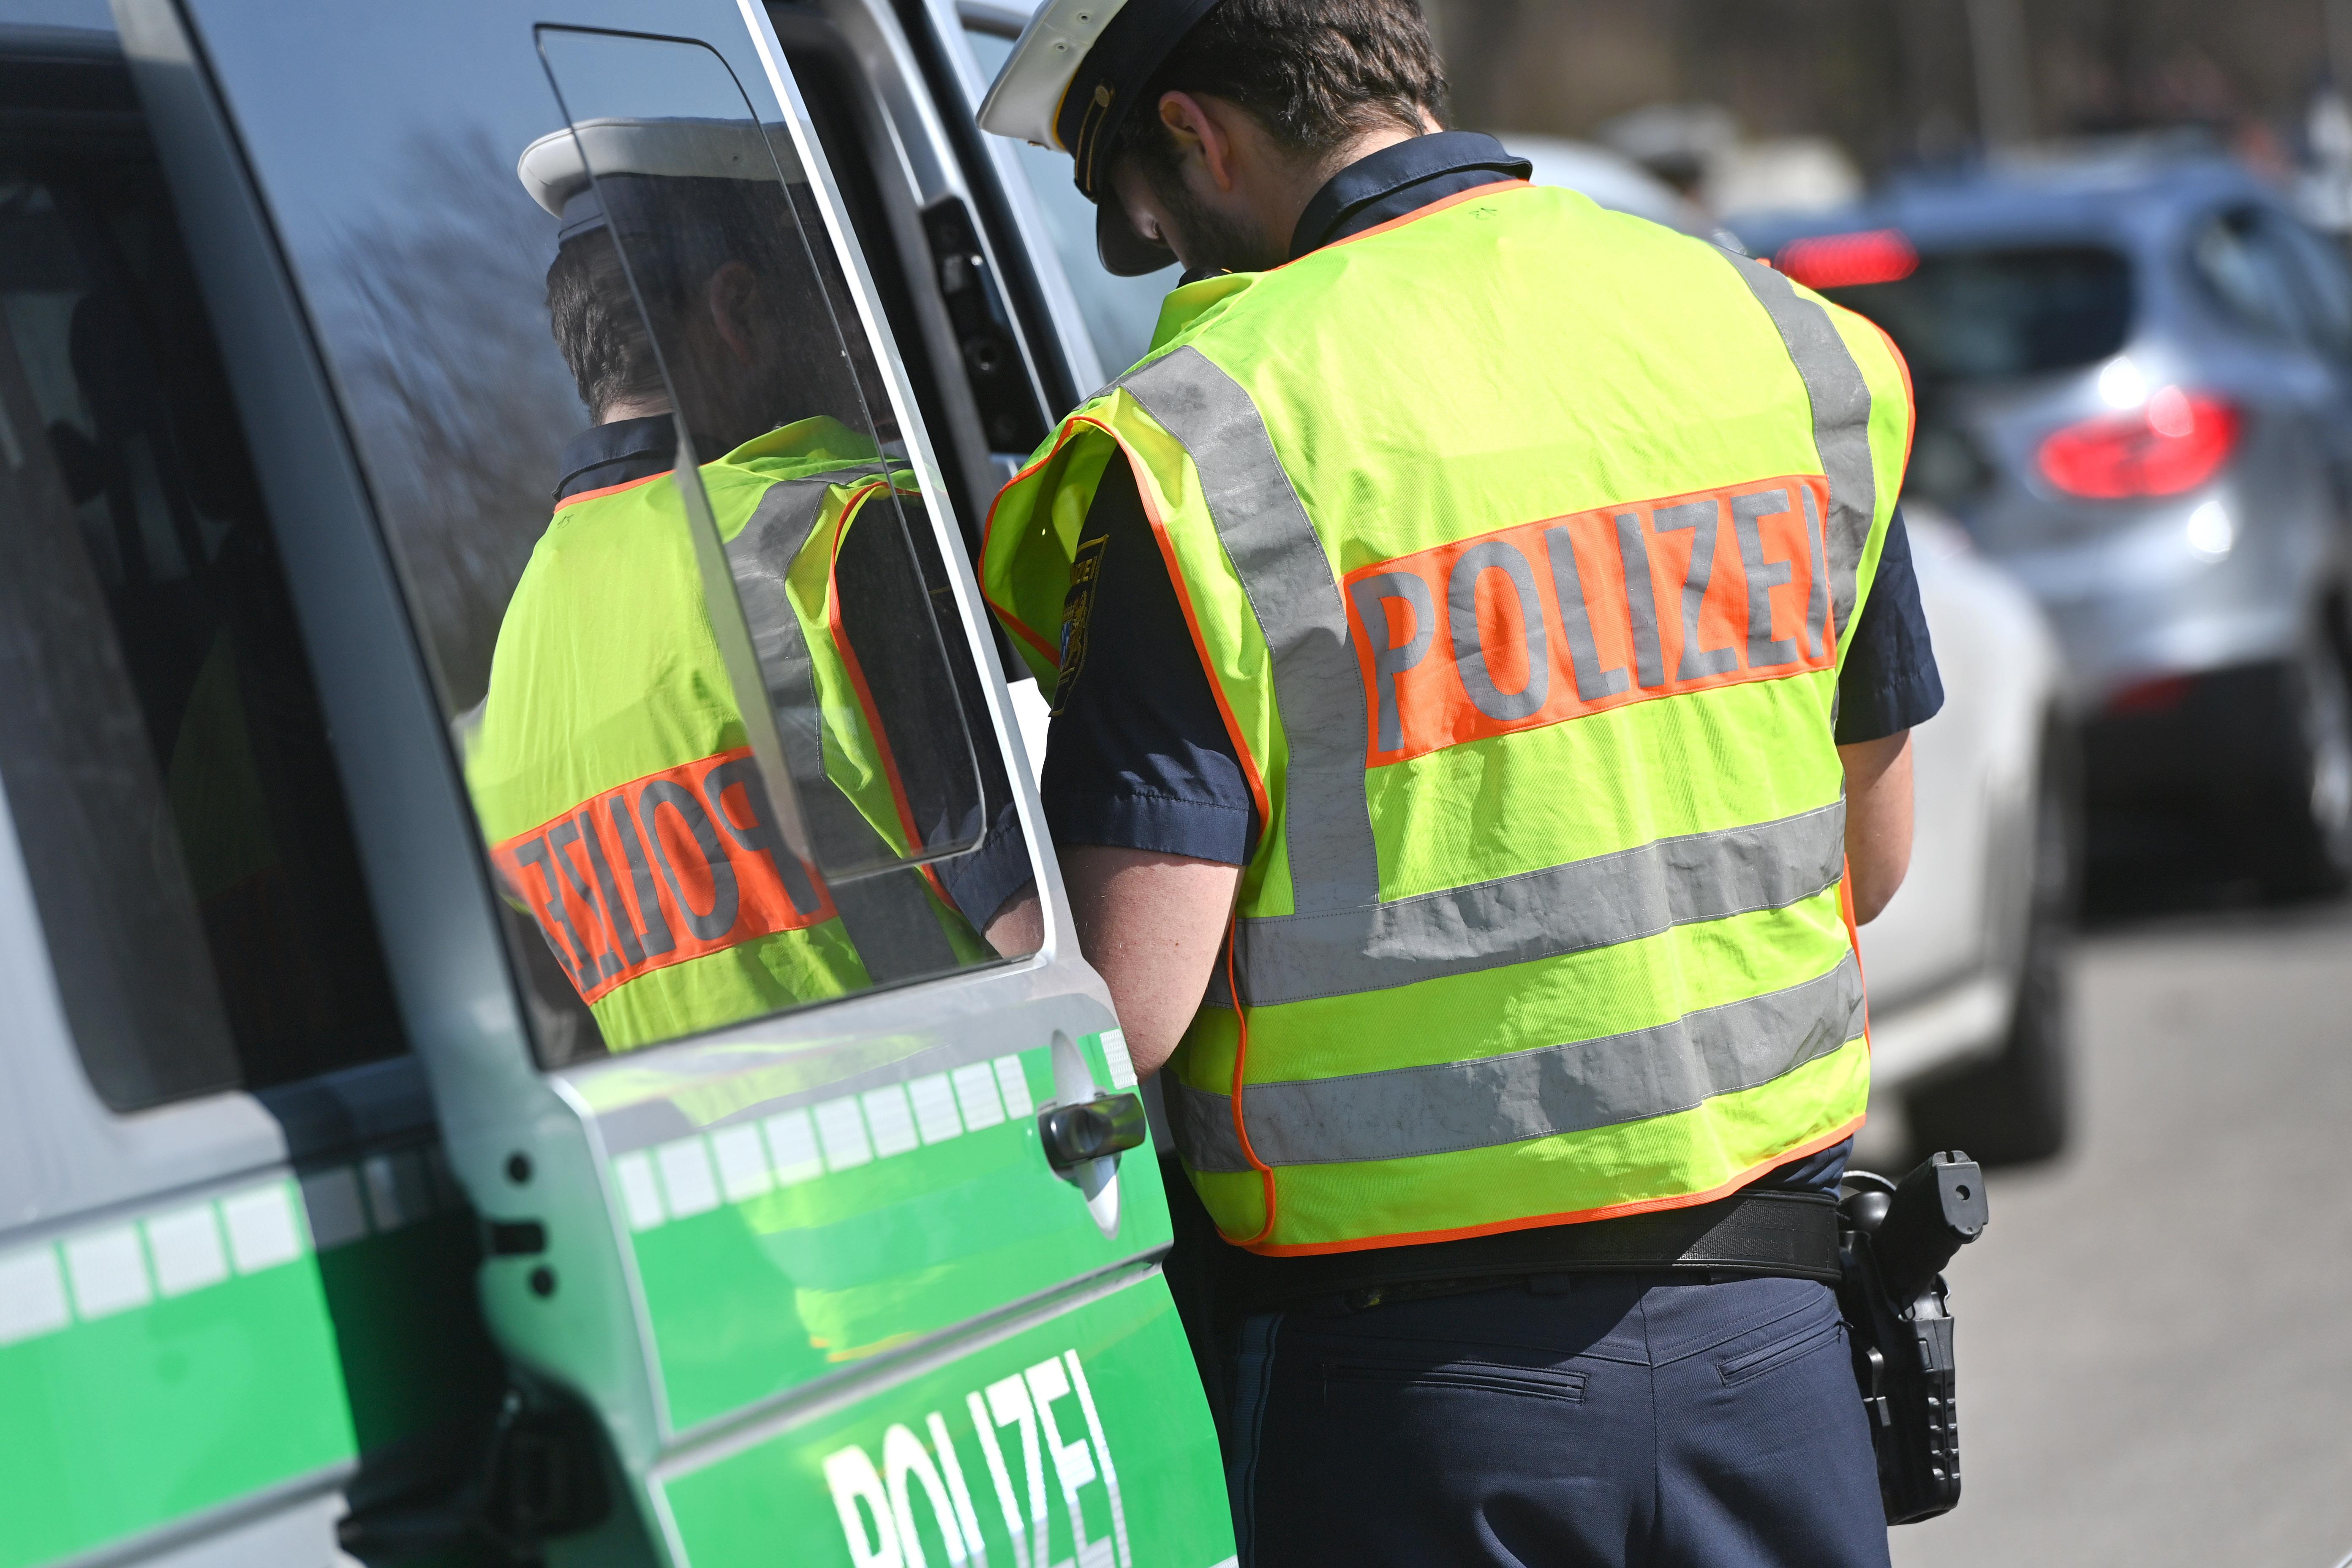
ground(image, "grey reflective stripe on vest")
xmin=725 ymin=477 xmax=837 ymax=908
xmin=723 ymin=474 xmax=960 ymax=979
xmin=1719 ymin=256 xmax=1878 ymax=649
xmin=1119 ymin=348 xmax=1380 ymax=915
xmin=1173 ymin=952 xmax=1864 ymax=1174
xmin=1213 ymin=800 xmax=1846 ymax=1009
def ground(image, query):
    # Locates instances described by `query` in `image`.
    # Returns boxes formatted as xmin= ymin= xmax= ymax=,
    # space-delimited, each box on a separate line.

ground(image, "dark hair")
xmin=541 ymin=176 xmax=814 ymax=422
xmin=1109 ymin=0 xmax=1448 ymax=183
xmin=543 ymin=176 xmax=889 ymax=442
xmin=545 ymin=227 xmax=665 ymax=421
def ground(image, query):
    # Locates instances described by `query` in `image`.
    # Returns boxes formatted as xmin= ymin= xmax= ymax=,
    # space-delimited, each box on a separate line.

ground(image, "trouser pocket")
xmin=1716 ymin=1308 xmax=1845 ymax=1387
xmin=1322 ymin=1358 xmax=1587 ymax=1405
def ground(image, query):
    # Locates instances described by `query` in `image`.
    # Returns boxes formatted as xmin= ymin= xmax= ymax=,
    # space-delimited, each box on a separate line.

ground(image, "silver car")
xmin=1747 ymin=156 xmax=2352 ymax=898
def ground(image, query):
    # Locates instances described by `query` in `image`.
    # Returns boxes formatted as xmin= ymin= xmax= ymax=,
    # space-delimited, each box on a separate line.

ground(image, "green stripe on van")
xmin=0 ymin=1183 xmax=354 ymax=1568
xmin=0 ymin=1156 xmax=495 ymax=1568
xmin=658 ymin=1271 xmax=1233 ymax=1568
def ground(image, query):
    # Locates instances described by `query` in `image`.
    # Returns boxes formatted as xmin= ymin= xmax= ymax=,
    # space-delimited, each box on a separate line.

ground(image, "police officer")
xmin=468 ymin=118 xmax=1037 ymax=1053
xmin=976 ymin=3 xmax=1941 ymax=1563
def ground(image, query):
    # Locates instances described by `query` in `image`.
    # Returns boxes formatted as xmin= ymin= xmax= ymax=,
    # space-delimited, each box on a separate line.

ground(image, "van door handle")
xmin=485 ymin=1220 xmax=547 ymax=1255
xmin=1038 ymin=1093 xmax=1147 ymax=1171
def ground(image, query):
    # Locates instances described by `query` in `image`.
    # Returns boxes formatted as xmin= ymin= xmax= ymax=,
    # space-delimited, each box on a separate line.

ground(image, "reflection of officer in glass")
xmin=467 ymin=119 xmax=1037 ymax=1053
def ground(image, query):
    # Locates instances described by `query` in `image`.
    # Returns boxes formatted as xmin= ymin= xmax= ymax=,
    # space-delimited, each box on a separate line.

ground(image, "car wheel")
xmin=1906 ymin=720 xmax=2077 ymax=1168
xmin=2246 ymin=637 xmax=2352 ymax=900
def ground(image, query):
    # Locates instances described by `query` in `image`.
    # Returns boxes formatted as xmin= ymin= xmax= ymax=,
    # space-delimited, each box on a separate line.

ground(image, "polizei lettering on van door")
xmin=490 ymin=746 xmax=835 ymax=1003
xmin=825 ymin=1348 xmax=1131 ymax=1568
xmin=1343 ymin=475 xmax=1837 ymax=766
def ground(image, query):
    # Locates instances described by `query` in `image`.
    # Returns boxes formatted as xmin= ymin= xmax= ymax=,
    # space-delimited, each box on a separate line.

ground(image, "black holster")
xmin=1835 ymin=1152 xmax=1988 ymax=1526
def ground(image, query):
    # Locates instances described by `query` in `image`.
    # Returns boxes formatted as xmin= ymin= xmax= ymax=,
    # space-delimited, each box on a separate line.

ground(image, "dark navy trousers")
xmin=1224 ymin=1274 xmax=1892 ymax=1568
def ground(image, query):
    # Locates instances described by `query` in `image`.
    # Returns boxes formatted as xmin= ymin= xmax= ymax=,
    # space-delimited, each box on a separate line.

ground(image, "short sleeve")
xmin=1835 ymin=507 xmax=1945 ymax=745
xmin=1038 ymin=459 xmax=1259 ymax=865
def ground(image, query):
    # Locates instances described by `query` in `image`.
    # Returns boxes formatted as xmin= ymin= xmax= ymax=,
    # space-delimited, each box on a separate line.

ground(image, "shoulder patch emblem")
xmin=1051 ymin=533 xmax=1109 ymax=716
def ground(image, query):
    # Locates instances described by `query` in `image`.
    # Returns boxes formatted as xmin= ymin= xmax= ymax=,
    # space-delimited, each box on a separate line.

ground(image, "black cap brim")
xmin=1057 ymin=0 xmax=1222 ymax=197
xmin=1097 ymin=197 xmax=1176 ymax=278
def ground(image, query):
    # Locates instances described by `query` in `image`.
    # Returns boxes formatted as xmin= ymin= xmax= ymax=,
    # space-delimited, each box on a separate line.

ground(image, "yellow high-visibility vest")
xmin=469 ymin=417 xmax=983 ymax=1052
xmin=985 ymin=182 xmax=1912 ymax=1255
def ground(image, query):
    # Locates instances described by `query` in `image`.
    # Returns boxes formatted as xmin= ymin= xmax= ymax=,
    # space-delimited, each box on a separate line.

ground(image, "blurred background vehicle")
xmin=1501 ymin=133 xmax=1714 ymax=233
xmin=1861 ymin=506 xmax=2072 ymax=1166
xmin=1743 ymin=156 xmax=2352 ymax=901
xmin=1379 ymin=8 xmax=2352 ymax=1554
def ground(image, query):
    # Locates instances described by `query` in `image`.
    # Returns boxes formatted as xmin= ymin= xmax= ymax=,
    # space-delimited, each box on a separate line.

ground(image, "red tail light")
xmin=1775 ymin=229 xmax=1919 ymax=289
xmin=2036 ymin=387 xmax=2241 ymax=499
xmin=2105 ymin=674 xmax=2194 ymax=716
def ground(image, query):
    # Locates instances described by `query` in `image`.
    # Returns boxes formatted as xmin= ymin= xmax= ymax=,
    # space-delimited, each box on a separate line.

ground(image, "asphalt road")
xmin=1860 ymin=895 xmax=2352 ymax=1568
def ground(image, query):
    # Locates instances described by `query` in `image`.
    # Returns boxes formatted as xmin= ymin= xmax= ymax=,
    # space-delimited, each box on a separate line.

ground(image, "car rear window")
xmin=1817 ymin=246 xmax=2134 ymax=383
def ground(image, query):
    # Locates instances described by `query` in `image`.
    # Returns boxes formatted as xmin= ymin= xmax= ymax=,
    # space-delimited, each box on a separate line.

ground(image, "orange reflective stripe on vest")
xmin=491 ymin=746 xmax=834 ymax=1004
xmin=1345 ymin=474 xmax=1838 ymax=765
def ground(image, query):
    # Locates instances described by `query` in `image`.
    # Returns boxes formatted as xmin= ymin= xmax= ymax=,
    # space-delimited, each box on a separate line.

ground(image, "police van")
xmin=0 ymin=2 xmax=1233 ymax=1565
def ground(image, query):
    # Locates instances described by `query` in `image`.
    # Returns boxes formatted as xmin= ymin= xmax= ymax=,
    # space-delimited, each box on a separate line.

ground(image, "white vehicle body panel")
xmin=1859 ymin=509 xmax=2062 ymax=1088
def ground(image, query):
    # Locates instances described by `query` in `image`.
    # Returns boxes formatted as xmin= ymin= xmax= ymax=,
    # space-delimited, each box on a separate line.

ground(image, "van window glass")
xmin=961 ymin=21 xmax=1178 ymax=373
xmin=177 ymin=2 xmax=1040 ymax=1066
xmin=483 ymin=25 xmax=1031 ymax=1061
xmin=0 ymin=135 xmax=404 ymax=1109
xmin=1818 ymin=245 xmax=2132 ymax=384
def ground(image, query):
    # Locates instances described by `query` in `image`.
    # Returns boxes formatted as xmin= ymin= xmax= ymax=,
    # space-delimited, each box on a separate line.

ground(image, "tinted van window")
xmin=177 ymin=1 xmax=1040 ymax=1066
xmin=1824 ymin=246 xmax=2134 ymax=383
xmin=0 ymin=85 xmax=403 ymax=1108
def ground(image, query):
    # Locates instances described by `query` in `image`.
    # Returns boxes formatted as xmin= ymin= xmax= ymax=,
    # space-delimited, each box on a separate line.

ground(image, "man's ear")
xmin=1156 ymin=90 xmax=1239 ymax=193
xmin=704 ymin=261 xmax=762 ymax=365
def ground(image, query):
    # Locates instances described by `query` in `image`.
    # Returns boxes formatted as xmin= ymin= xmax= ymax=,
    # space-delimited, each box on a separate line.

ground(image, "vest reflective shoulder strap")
xmin=1173 ymin=950 xmax=1864 ymax=1173
xmin=1119 ymin=346 xmax=1380 ymax=915
xmin=721 ymin=471 xmax=959 ymax=980
xmin=1717 ymin=255 xmax=1878 ymax=649
xmin=1214 ymin=799 xmax=1846 ymax=1009
xmin=726 ymin=474 xmax=849 ymax=898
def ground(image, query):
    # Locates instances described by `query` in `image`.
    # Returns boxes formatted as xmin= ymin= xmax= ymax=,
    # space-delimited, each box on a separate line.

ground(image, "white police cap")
xmin=518 ymin=117 xmax=803 ymax=239
xmin=976 ymin=0 xmax=1222 ymax=274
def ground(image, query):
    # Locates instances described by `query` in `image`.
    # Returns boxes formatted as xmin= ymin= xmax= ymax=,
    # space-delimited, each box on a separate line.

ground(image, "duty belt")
xmin=1222 ymin=1190 xmax=1842 ymax=1315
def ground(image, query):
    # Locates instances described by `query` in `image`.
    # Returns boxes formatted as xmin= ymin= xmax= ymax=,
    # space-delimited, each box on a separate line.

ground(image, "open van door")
xmin=111 ymin=0 xmax=1233 ymax=1562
